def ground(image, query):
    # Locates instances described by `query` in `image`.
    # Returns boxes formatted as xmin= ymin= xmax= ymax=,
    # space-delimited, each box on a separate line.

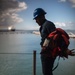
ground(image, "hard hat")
xmin=33 ymin=8 xmax=46 ymax=19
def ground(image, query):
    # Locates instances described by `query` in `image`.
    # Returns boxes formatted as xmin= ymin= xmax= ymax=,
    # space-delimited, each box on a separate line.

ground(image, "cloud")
xmin=69 ymin=0 xmax=75 ymax=7
xmin=65 ymin=22 xmax=75 ymax=29
xmin=58 ymin=0 xmax=75 ymax=8
xmin=54 ymin=22 xmax=75 ymax=30
xmin=0 ymin=0 xmax=27 ymax=28
xmin=54 ymin=22 xmax=66 ymax=27
xmin=58 ymin=0 xmax=66 ymax=2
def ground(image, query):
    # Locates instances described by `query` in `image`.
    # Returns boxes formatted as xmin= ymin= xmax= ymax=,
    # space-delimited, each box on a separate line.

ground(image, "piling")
xmin=33 ymin=50 xmax=36 ymax=75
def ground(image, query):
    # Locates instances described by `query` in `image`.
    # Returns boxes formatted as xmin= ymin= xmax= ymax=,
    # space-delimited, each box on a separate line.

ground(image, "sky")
xmin=0 ymin=0 xmax=75 ymax=30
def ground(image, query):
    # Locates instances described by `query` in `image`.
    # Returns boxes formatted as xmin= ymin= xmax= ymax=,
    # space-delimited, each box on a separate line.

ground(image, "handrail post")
xmin=33 ymin=50 xmax=36 ymax=75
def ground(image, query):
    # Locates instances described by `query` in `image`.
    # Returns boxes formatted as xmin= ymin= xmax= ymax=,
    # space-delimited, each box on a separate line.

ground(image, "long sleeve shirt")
xmin=39 ymin=20 xmax=56 ymax=47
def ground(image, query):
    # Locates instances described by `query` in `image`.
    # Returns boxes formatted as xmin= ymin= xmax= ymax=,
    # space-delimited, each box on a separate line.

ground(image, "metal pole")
xmin=33 ymin=50 xmax=36 ymax=75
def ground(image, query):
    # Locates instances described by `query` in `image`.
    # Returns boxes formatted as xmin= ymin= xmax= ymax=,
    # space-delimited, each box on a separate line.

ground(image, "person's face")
xmin=35 ymin=16 xmax=43 ymax=26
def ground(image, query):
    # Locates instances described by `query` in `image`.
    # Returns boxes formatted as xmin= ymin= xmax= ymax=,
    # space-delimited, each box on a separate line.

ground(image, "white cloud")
xmin=0 ymin=0 xmax=27 ymax=28
xmin=58 ymin=0 xmax=66 ymax=2
xmin=54 ymin=22 xmax=66 ymax=27
xmin=69 ymin=0 xmax=75 ymax=3
xmin=69 ymin=0 xmax=75 ymax=7
xmin=54 ymin=22 xmax=75 ymax=30
xmin=58 ymin=0 xmax=75 ymax=8
xmin=19 ymin=2 xmax=27 ymax=10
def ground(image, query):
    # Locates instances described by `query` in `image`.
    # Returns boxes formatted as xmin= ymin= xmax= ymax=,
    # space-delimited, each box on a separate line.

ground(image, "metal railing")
xmin=0 ymin=50 xmax=38 ymax=75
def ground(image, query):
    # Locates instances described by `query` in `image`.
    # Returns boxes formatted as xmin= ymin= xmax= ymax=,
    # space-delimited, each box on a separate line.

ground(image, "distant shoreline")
xmin=0 ymin=30 xmax=39 ymax=34
xmin=0 ymin=30 xmax=75 ymax=38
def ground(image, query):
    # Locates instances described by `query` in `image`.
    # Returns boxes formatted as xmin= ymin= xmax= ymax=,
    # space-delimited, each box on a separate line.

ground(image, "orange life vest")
xmin=47 ymin=28 xmax=70 ymax=58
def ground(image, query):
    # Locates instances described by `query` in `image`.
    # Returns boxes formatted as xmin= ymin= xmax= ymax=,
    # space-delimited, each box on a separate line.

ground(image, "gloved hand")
xmin=66 ymin=49 xmax=75 ymax=56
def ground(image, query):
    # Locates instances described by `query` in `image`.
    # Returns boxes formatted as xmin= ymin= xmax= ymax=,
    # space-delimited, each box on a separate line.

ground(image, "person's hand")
xmin=42 ymin=46 xmax=46 ymax=50
xmin=67 ymin=49 xmax=75 ymax=56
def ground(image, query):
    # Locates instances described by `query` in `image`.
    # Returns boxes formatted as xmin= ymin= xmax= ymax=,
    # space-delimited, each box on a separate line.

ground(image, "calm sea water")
xmin=0 ymin=32 xmax=75 ymax=75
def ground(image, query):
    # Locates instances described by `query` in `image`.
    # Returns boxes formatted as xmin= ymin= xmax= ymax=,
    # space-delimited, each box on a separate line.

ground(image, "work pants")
xmin=41 ymin=54 xmax=56 ymax=75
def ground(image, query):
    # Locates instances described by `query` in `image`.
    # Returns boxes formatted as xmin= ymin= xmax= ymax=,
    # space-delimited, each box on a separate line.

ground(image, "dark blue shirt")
xmin=39 ymin=20 xmax=56 ymax=46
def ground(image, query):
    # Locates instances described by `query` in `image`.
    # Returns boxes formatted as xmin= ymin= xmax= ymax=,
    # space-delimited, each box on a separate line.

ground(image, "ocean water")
xmin=0 ymin=32 xmax=75 ymax=75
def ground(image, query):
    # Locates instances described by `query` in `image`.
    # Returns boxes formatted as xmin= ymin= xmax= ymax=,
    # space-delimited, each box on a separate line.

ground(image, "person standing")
xmin=33 ymin=8 xmax=56 ymax=75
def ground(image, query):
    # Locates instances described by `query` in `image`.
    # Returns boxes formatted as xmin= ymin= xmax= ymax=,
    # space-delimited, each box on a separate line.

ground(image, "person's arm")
xmin=42 ymin=21 xmax=56 ymax=50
